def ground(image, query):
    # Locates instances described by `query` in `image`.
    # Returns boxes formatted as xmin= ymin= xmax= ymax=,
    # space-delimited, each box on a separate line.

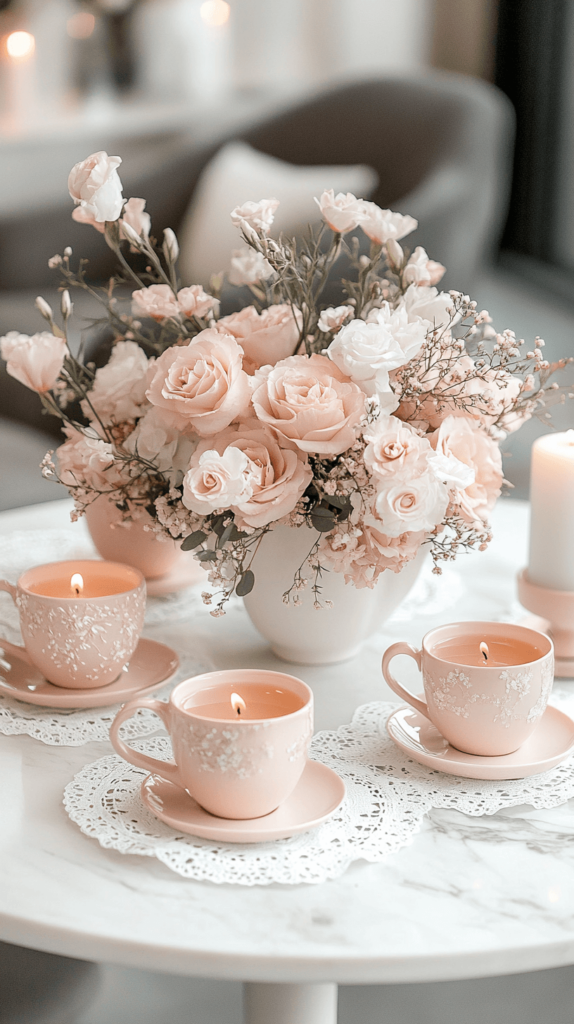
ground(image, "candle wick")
xmin=236 ymin=707 xmax=241 ymax=716
xmin=482 ymin=650 xmax=488 ymax=662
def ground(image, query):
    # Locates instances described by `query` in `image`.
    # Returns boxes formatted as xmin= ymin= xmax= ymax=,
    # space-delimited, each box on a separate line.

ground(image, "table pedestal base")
xmin=243 ymin=982 xmax=338 ymax=1023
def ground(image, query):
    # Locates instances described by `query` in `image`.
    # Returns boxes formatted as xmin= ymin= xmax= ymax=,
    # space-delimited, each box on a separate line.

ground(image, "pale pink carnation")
xmin=177 ymin=285 xmax=219 ymax=319
xmin=120 ymin=198 xmax=151 ymax=242
xmin=430 ymin=415 xmax=502 ymax=523
xmin=146 ymin=329 xmax=251 ymax=436
xmin=330 ymin=307 xmax=425 ymax=403
xmin=357 ymin=203 xmax=417 ymax=245
xmin=132 ymin=284 xmax=180 ymax=321
xmin=317 ymin=305 xmax=354 ymax=333
xmin=403 ymin=285 xmax=458 ymax=329
xmin=402 ymin=246 xmax=446 ymax=287
xmin=68 ymin=151 xmax=123 ymax=223
xmin=314 ymin=190 xmax=363 ymax=233
xmin=125 ymin=406 xmax=198 ymax=485
xmin=251 ymin=353 xmax=365 ymax=456
xmin=1 ymin=331 xmax=67 ymax=393
xmin=71 ymin=206 xmax=106 ymax=233
xmin=57 ymin=424 xmax=123 ymax=492
xmin=320 ymin=524 xmax=424 ymax=588
xmin=188 ymin=422 xmax=312 ymax=528
xmin=82 ymin=340 xmax=151 ymax=425
xmin=216 ymin=304 xmax=301 ymax=374
xmin=230 ymin=198 xmax=279 ymax=234
xmin=229 ymin=248 xmax=274 ymax=286
xmin=182 ymin=446 xmax=254 ymax=515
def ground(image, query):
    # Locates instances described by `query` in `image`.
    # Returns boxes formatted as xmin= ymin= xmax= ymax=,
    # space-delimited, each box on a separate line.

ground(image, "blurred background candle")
xmin=4 ymin=29 xmax=36 ymax=124
xmin=528 ymin=431 xmax=574 ymax=591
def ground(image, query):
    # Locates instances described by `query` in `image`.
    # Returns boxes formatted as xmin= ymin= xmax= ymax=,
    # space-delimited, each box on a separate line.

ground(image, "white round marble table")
xmin=1 ymin=498 xmax=574 ymax=1024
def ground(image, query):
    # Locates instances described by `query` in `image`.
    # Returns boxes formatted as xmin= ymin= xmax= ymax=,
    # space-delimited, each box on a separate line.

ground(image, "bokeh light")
xmin=200 ymin=0 xmax=230 ymax=28
xmin=67 ymin=12 xmax=96 ymax=40
xmin=6 ymin=31 xmax=36 ymax=60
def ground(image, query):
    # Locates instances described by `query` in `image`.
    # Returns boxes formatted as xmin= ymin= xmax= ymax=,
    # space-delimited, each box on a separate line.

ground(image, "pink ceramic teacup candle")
xmin=382 ymin=622 xmax=554 ymax=756
xmin=0 ymin=560 xmax=146 ymax=689
xmin=110 ymin=669 xmax=314 ymax=819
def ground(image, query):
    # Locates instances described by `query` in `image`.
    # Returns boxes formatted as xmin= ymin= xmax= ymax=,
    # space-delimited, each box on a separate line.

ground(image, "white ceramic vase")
xmin=243 ymin=525 xmax=426 ymax=665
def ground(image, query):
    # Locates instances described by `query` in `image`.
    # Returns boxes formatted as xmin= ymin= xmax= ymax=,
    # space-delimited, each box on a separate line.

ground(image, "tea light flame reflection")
xmin=71 ymin=573 xmax=84 ymax=597
xmin=480 ymin=641 xmax=489 ymax=663
xmin=230 ymin=692 xmax=246 ymax=717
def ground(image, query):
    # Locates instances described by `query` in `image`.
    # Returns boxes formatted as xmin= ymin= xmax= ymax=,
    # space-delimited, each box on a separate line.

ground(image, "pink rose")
xmin=177 ymin=285 xmax=219 ymax=319
xmin=216 ymin=304 xmax=301 ymax=374
xmin=357 ymin=203 xmax=417 ymax=245
xmin=230 ymin=198 xmax=279 ymax=234
xmin=68 ymin=151 xmax=124 ymax=223
xmin=131 ymin=284 xmax=180 ymax=321
xmin=120 ymin=198 xmax=151 ymax=243
xmin=402 ymin=246 xmax=446 ymax=287
xmin=431 ymin=414 xmax=502 ymax=523
xmin=1 ymin=330 xmax=67 ymax=393
xmin=367 ymin=458 xmax=449 ymax=538
xmin=251 ymin=353 xmax=365 ymax=456
xmin=189 ymin=422 xmax=313 ymax=528
xmin=314 ymin=190 xmax=363 ymax=233
xmin=363 ymin=415 xmax=432 ymax=477
xmin=146 ymin=329 xmax=251 ymax=436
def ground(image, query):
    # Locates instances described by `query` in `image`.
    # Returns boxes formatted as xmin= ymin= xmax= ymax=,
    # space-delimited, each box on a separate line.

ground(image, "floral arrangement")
xmin=1 ymin=150 xmax=569 ymax=614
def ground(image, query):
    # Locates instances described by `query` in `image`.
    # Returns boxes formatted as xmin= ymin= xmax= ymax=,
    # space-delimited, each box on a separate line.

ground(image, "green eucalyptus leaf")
xmin=181 ymin=531 xmax=207 ymax=551
xmin=236 ymin=570 xmax=255 ymax=597
xmin=197 ymin=549 xmax=217 ymax=562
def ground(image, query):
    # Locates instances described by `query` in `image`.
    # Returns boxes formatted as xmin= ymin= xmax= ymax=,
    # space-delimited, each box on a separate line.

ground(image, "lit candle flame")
xmin=200 ymin=0 xmax=230 ymax=26
xmin=6 ymin=31 xmax=35 ymax=60
xmin=71 ymin=573 xmax=84 ymax=597
xmin=480 ymin=641 xmax=489 ymax=663
xmin=230 ymin=692 xmax=246 ymax=717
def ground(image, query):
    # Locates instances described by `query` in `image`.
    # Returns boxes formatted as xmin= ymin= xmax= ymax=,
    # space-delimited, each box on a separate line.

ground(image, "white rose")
xmin=68 ymin=151 xmax=124 ymax=223
xmin=125 ymin=406 xmax=197 ymax=485
xmin=182 ymin=446 xmax=255 ymax=515
xmin=229 ymin=247 xmax=275 ymax=286
xmin=403 ymin=285 xmax=459 ymax=329
xmin=328 ymin=319 xmax=403 ymax=401
xmin=357 ymin=203 xmax=417 ymax=245
xmin=369 ymin=462 xmax=449 ymax=538
xmin=230 ymin=198 xmax=279 ymax=234
xmin=82 ymin=341 xmax=150 ymax=425
xmin=429 ymin=452 xmax=476 ymax=490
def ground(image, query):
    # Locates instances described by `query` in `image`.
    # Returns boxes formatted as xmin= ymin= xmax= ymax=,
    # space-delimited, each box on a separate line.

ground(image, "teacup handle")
xmin=110 ymin=698 xmax=184 ymax=786
xmin=382 ymin=642 xmax=429 ymax=718
xmin=0 ymin=580 xmax=31 ymax=665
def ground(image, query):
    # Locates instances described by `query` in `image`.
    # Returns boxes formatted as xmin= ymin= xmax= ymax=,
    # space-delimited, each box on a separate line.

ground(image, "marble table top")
xmin=1 ymin=497 xmax=574 ymax=985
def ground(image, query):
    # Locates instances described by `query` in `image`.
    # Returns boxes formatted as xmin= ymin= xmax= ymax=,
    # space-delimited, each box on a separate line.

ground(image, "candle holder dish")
xmin=517 ymin=569 xmax=574 ymax=678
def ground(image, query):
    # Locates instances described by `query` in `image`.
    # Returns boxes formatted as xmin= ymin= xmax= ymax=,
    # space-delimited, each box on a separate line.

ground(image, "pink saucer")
xmin=145 ymin=558 xmax=203 ymax=596
xmin=140 ymin=760 xmax=345 ymax=843
xmin=386 ymin=705 xmax=574 ymax=780
xmin=0 ymin=638 xmax=179 ymax=708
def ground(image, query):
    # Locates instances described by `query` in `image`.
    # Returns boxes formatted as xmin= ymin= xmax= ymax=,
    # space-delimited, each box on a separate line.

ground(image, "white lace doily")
xmin=0 ymin=653 xmax=211 ymax=746
xmin=63 ymin=694 xmax=574 ymax=885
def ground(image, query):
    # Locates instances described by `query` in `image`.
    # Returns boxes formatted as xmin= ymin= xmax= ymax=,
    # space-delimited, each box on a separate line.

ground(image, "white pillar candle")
xmin=528 ymin=430 xmax=574 ymax=590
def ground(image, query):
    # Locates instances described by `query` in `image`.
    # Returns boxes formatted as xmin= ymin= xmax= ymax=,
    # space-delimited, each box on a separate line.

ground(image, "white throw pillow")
xmin=178 ymin=141 xmax=378 ymax=287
